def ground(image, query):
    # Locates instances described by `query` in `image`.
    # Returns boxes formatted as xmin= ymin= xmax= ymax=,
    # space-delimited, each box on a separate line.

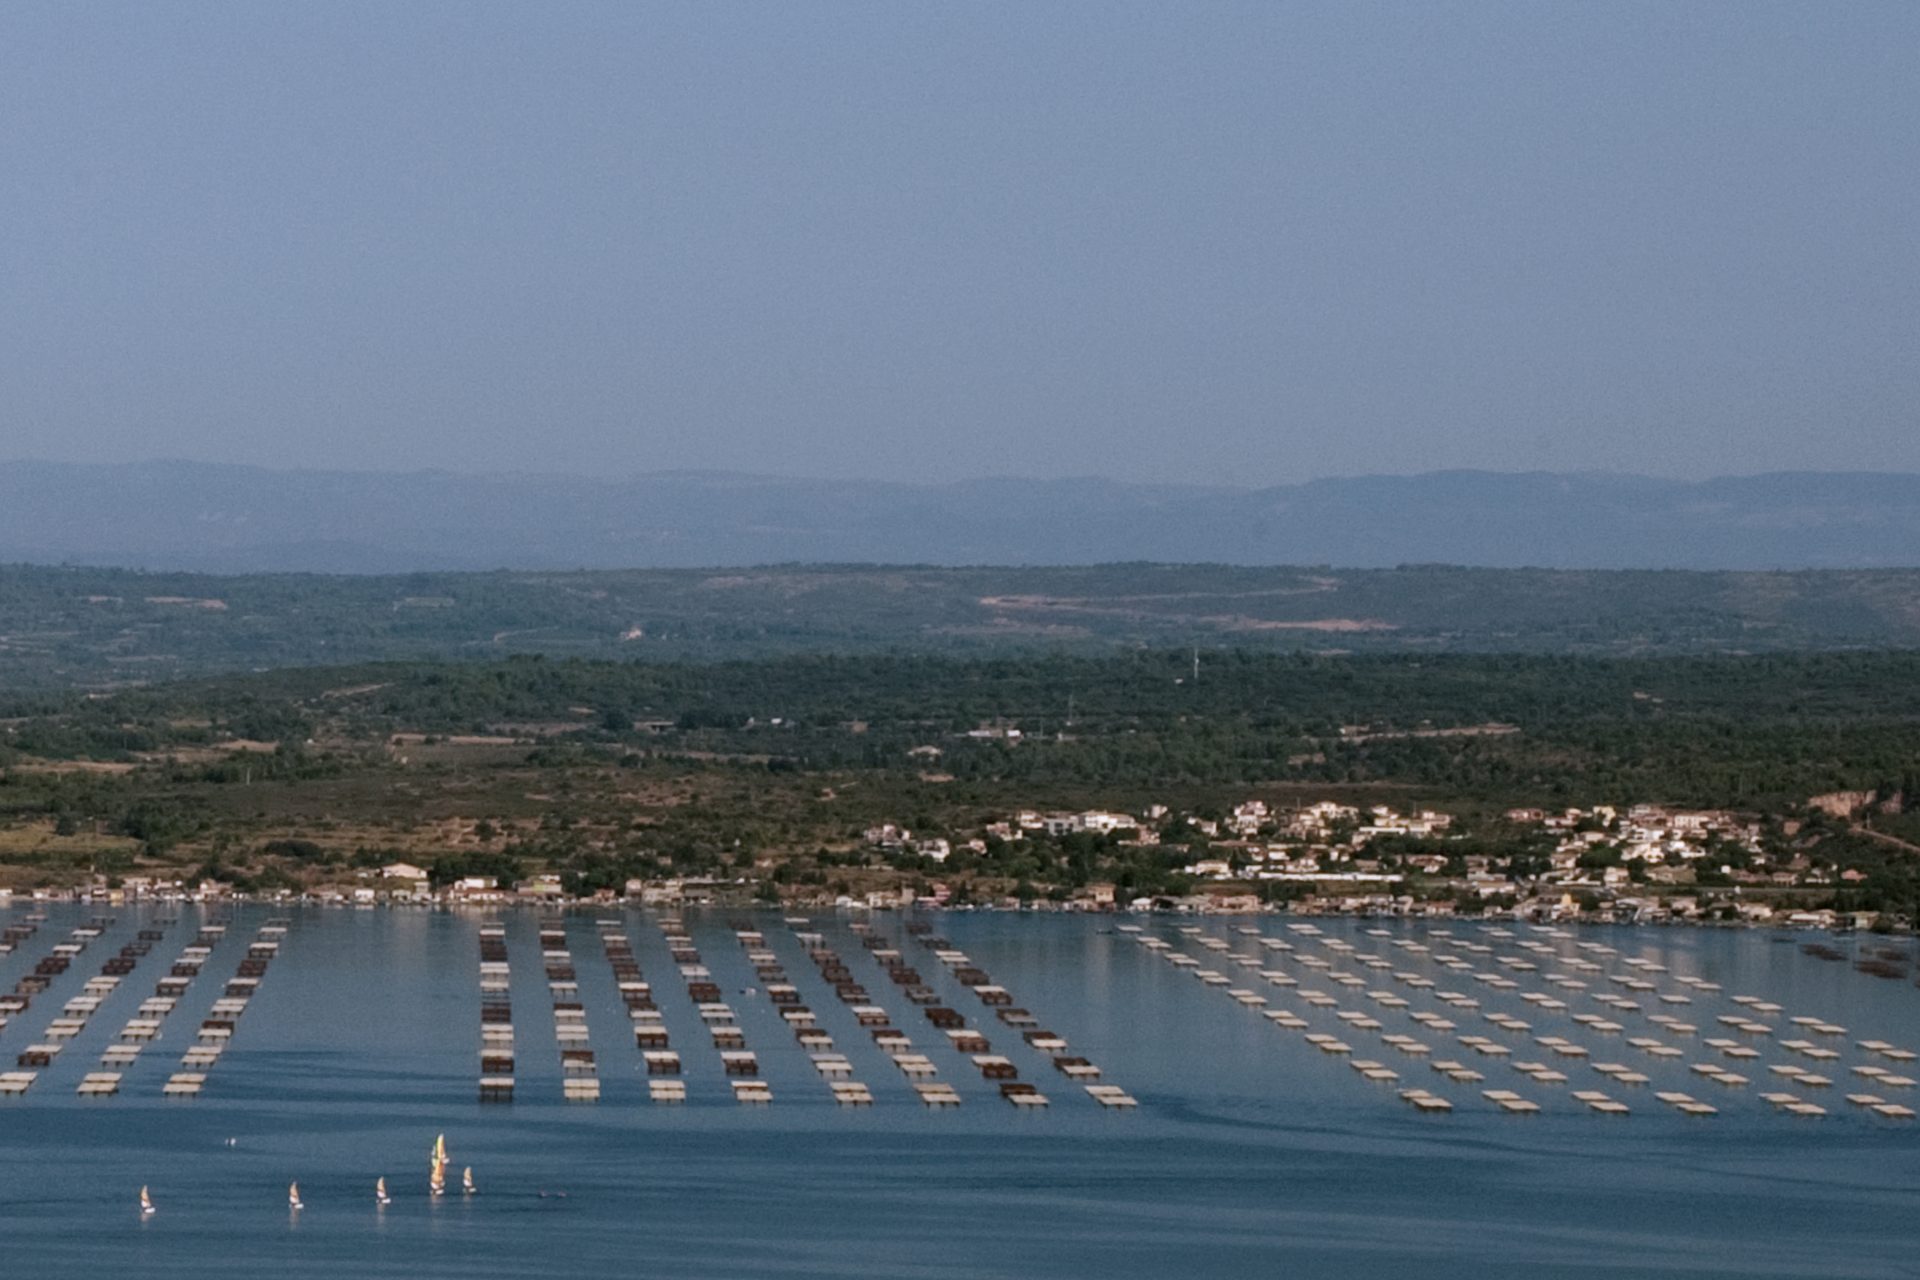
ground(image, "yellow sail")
xmin=434 ymin=1133 xmax=447 ymax=1163
xmin=140 ymin=1185 xmax=155 ymax=1213
xmin=377 ymin=1176 xmax=389 ymax=1202
xmin=289 ymin=1181 xmax=302 ymax=1208
xmin=462 ymin=1165 xmax=475 ymax=1193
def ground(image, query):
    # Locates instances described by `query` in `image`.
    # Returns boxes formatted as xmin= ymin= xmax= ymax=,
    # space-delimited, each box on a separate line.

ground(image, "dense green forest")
xmin=4 ymin=648 xmax=1919 ymax=809
xmin=4 ymin=561 xmax=1920 ymax=688
xmin=4 ymin=649 xmax=1916 ymax=807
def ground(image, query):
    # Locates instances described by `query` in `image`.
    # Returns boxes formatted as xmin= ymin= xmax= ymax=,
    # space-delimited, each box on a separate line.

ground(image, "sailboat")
xmin=429 ymin=1133 xmax=448 ymax=1197
xmin=140 ymin=1185 xmax=156 ymax=1217
xmin=376 ymin=1176 xmax=391 ymax=1207
xmin=288 ymin=1181 xmax=304 ymax=1211
xmin=462 ymin=1166 xmax=476 ymax=1196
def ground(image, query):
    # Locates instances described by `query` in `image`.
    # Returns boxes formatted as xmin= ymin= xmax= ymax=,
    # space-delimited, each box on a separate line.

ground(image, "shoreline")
xmin=1 ymin=887 xmax=1908 ymax=939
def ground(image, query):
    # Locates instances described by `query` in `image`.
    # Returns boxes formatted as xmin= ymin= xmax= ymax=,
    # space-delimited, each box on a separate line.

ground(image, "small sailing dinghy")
xmin=429 ymin=1133 xmax=448 ymax=1197
xmin=140 ymin=1185 xmax=156 ymax=1217
xmin=376 ymin=1176 xmax=391 ymax=1206
xmin=288 ymin=1181 xmax=304 ymax=1211
xmin=462 ymin=1166 xmax=476 ymax=1196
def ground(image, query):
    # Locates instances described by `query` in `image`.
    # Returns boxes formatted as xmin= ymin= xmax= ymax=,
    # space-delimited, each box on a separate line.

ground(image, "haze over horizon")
xmin=6 ymin=454 xmax=1918 ymax=490
xmin=4 ymin=2 xmax=1916 ymax=488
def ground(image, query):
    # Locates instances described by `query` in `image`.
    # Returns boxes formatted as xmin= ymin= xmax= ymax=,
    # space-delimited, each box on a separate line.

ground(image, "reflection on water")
xmin=0 ymin=903 xmax=1914 ymax=1279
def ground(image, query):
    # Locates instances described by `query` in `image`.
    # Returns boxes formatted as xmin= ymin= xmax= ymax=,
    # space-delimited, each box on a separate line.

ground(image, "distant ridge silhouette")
xmin=2 ymin=460 xmax=1916 ymax=573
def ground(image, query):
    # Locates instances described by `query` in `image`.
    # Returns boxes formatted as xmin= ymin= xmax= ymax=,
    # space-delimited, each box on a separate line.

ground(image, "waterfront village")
xmin=17 ymin=796 xmax=1902 ymax=934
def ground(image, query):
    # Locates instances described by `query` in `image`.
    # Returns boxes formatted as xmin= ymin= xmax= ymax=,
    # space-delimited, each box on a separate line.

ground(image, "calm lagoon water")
xmin=0 ymin=904 xmax=1915 ymax=1279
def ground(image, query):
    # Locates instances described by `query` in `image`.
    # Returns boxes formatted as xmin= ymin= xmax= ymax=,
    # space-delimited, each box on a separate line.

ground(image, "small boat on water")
xmin=288 ymin=1181 xmax=304 ymax=1211
xmin=462 ymin=1166 xmax=476 ymax=1196
xmin=140 ymin=1185 xmax=156 ymax=1216
xmin=429 ymin=1133 xmax=448 ymax=1197
xmin=376 ymin=1176 xmax=391 ymax=1206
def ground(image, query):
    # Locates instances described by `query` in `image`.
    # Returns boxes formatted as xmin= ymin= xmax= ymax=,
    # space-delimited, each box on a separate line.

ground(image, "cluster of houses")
xmin=14 ymin=795 xmax=1885 ymax=930
xmin=1497 ymin=804 xmax=1860 ymax=893
xmin=849 ymin=799 xmax=1882 ymax=925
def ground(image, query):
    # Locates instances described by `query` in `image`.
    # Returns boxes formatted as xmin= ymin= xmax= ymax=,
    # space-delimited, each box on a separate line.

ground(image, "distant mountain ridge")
xmin=2 ymin=460 xmax=1917 ymax=572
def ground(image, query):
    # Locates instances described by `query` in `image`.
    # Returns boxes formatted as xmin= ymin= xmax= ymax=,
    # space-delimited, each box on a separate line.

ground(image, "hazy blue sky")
xmin=2 ymin=2 xmax=1914 ymax=485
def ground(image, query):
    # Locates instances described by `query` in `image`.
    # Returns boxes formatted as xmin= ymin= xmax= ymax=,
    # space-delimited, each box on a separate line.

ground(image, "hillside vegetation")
xmin=0 ymin=650 xmax=1915 ymax=910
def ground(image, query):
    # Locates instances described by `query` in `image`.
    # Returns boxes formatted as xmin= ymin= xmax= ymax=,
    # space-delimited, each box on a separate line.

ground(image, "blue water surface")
xmin=0 ymin=904 xmax=1914 ymax=1279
